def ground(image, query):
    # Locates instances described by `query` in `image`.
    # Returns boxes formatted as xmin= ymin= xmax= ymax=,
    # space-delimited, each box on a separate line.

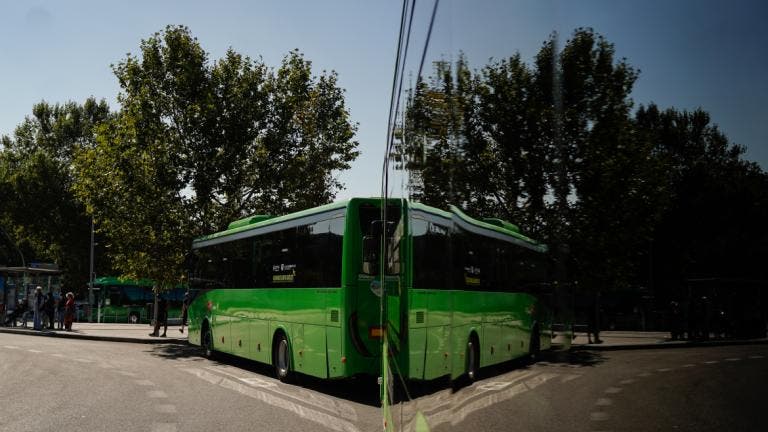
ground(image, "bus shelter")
xmin=0 ymin=264 xmax=62 ymax=325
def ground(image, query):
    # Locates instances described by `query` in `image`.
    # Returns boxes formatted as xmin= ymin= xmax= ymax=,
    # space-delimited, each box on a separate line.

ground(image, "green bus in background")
xmin=93 ymin=277 xmax=185 ymax=324
xmin=187 ymin=198 xmax=566 ymax=382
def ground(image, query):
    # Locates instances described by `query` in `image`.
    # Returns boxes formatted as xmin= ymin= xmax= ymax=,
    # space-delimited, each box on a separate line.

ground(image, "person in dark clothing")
xmin=587 ymin=292 xmax=603 ymax=344
xmin=149 ymin=297 xmax=168 ymax=337
xmin=179 ymin=291 xmax=190 ymax=334
xmin=44 ymin=294 xmax=55 ymax=329
xmin=669 ymin=300 xmax=683 ymax=341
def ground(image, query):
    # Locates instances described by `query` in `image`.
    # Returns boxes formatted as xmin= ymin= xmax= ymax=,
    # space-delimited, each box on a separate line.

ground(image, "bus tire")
xmin=128 ymin=312 xmax=140 ymax=324
xmin=529 ymin=324 xmax=541 ymax=362
xmin=466 ymin=334 xmax=480 ymax=383
xmin=273 ymin=332 xmax=292 ymax=383
xmin=202 ymin=322 xmax=215 ymax=359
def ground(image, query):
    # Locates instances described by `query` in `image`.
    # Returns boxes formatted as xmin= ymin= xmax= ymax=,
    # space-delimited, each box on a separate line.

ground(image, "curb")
xmin=573 ymin=338 xmax=768 ymax=351
xmin=0 ymin=327 xmax=188 ymax=345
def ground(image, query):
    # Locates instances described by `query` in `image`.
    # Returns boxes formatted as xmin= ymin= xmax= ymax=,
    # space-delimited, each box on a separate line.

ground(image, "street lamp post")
xmin=89 ymin=217 xmax=95 ymax=323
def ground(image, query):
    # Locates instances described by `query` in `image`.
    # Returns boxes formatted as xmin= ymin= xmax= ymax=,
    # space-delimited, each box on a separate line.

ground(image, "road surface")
xmin=1 ymin=333 xmax=766 ymax=431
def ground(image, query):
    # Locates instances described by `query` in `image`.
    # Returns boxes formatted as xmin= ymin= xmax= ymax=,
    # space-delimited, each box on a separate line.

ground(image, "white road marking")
xmin=206 ymin=365 xmax=357 ymax=421
xmin=135 ymin=380 xmax=156 ymax=386
xmin=426 ymin=374 xmax=560 ymax=429
xmin=637 ymin=372 xmax=652 ymax=377
xmin=748 ymin=355 xmax=765 ymax=359
xmin=595 ymin=398 xmax=613 ymax=406
xmin=682 ymin=364 xmax=696 ymax=368
xmin=117 ymin=370 xmax=138 ymax=377
xmin=590 ymin=412 xmax=609 ymax=421
xmin=52 ymin=353 xmax=65 ymax=358
xmin=74 ymin=358 xmax=93 ymax=363
xmin=28 ymin=349 xmax=43 ymax=353
xmin=478 ymin=381 xmax=513 ymax=391
xmin=724 ymin=358 xmax=741 ymax=362
xmin=155 ymin=404 xmax=177 ymax=414
xmin=619 ymin=379 xmax=636 ymax=385
xmin=147 ymin=390 xmax=169 ymax=399
xmin=525 ymin=373 xmax=560 ymax=390
xmin=183 ymin=368 xmax=360 ymax=432
xmin=561 ymin=374 xmax=582 ymax=383
xmin=704 ymin=360 xmax=719 ymax=364
xmin=604 ymin=387 xmax=622 ymax=394
xmin=656 ymin=368 xmax=672 ymax=372
xmin=150 ymin=423 xmax=177 ymax=432
xmin=3 ymin=345 xmax=20 ymax=349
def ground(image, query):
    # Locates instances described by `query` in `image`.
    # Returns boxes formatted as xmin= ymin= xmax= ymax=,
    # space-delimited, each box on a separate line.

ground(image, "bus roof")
xmin=194 ymin=199 xmax=352 ymax=245
xmin=194 ymin=198 xmax=545 ymax=251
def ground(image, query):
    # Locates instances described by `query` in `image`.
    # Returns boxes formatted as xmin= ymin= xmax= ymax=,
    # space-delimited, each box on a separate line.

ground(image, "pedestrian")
xmin=33 ymin=286 xmax=44 ymax=330
xmin=179 ymin=290 xmax=190 ymax=334
xmin=587 ymin=291 xmax=603 ymax=344
xmin=149 ymin=296 xmax=168 ymax=337
xmin=63 ymin=292 xmax=75 ymax=331
xmin=44 ymin=293 xmax=55 ymax=330
xmin=56 ymin=294 xmax=65 ymax=330
xmin=20 ymin=298 xmax=30 ymax=328
xmin=669 ymin=300 xmax=682 ymax=341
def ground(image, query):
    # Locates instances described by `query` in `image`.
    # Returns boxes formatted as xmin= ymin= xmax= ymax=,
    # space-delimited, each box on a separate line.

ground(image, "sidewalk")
xmin=0 ymin=322 xmax=188 ymax=344
xmin=570 ymin=330 xmax=768 ymax=351
xmin=1 ymin=324 xmax=765 ymax=350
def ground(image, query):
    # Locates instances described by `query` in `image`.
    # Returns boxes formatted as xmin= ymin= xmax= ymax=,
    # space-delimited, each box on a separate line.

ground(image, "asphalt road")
xmin=1 ymin=333 xmax=766 ymax=432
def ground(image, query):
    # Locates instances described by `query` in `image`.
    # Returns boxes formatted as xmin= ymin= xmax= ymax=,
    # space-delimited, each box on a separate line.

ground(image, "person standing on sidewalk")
xmin=63 ymin=292 xmax=75 ymax=331
xmin=179 ymin=290 xmax=190 ymax=334
xmin=33 ymin=286 xmax=44 ymax=330
xmin=56 ymin=294 xmax=65 ymax=329
xmin=587 ymin=291 xmax=603 ymax=344
xmin=149 ymin=297 xmax=168 ymax=337
xmin=43 ymin=293 xmax=55 ymax=329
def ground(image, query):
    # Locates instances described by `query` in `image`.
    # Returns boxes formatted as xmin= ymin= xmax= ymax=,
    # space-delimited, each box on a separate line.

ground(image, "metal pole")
xmin=89 ymin=217 xmax=95 ymax=323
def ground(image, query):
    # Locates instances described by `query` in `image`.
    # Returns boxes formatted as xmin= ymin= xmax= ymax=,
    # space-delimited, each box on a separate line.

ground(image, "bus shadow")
xmin=144 ymin=343 xmax=382 ymax=406
xmin=144 ymin=344 xmax=603 ymax=406
xmin=395 ymin=349 xmax=607 ymax=402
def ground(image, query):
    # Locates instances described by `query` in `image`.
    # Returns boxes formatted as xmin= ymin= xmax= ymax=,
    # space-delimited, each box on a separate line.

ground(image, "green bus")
xmin=187 ymin=198 xmax=557 ymax=382
xmin=93 ymin=277 xmax=185 ymax=324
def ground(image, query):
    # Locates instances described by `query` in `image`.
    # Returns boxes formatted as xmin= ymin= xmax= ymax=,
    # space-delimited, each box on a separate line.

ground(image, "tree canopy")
xmin=393 ymin=28 xmax=768 ymax=298
xmin=72 ymin=26 xmax=359 ymax=288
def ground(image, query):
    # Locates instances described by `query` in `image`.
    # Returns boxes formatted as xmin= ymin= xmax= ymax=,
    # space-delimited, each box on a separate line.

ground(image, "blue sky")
xmin=1 ymin=0 xmax=766 ymax=200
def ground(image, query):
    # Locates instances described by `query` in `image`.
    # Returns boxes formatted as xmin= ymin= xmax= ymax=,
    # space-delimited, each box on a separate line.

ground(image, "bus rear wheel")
xmin=202 ymin=324 xmax=214 ymax=359
xmin=273 ymin=333 xmax=292 ymax=382
xmin=466 ymin=336 xmax=480 ymax=382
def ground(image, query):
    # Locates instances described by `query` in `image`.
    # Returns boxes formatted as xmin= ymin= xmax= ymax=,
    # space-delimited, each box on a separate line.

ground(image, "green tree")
xmin=636 ymin=104 xmax=768 ymax=292
xmin=0 ymin=99 xmax=111 ymax=292
xmin=73 ymin=26 xmax=358 ymax=288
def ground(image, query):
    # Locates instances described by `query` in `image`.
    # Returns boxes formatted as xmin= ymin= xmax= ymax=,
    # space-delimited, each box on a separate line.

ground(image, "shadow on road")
xmin=144 ymin=343 xmax=604 ymax=407
xmin=538 ymin=348 xmax=607 ymax=367
xmin=144 ymin=342 xmax=382 ymax=406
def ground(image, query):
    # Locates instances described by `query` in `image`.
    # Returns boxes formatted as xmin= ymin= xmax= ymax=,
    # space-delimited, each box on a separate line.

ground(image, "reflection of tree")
xmin=394 ymin=28 xmax=768 ymax=300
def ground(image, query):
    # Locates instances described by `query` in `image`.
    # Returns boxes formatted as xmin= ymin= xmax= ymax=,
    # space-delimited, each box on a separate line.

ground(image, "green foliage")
xmin=0 ymin=98 xmax=111 ymax=292
xmin=72 ymin=26 xmax=358 ymax=289
xmin=394 ymin=28 xmax=768 ymax=295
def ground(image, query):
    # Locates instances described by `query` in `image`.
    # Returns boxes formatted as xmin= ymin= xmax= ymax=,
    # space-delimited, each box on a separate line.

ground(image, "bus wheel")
xmin=202 ymin=324 xmax=214 ymax=359
xmin=128 ymin=313 xmax=140 ymax=324
xmin=273 ymin=333 xmax=292 ymax=382
xmin=529 ymin=325 xmax=541 ymax=362
xmin=466 ymin=335 xmax=480 ymax=382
